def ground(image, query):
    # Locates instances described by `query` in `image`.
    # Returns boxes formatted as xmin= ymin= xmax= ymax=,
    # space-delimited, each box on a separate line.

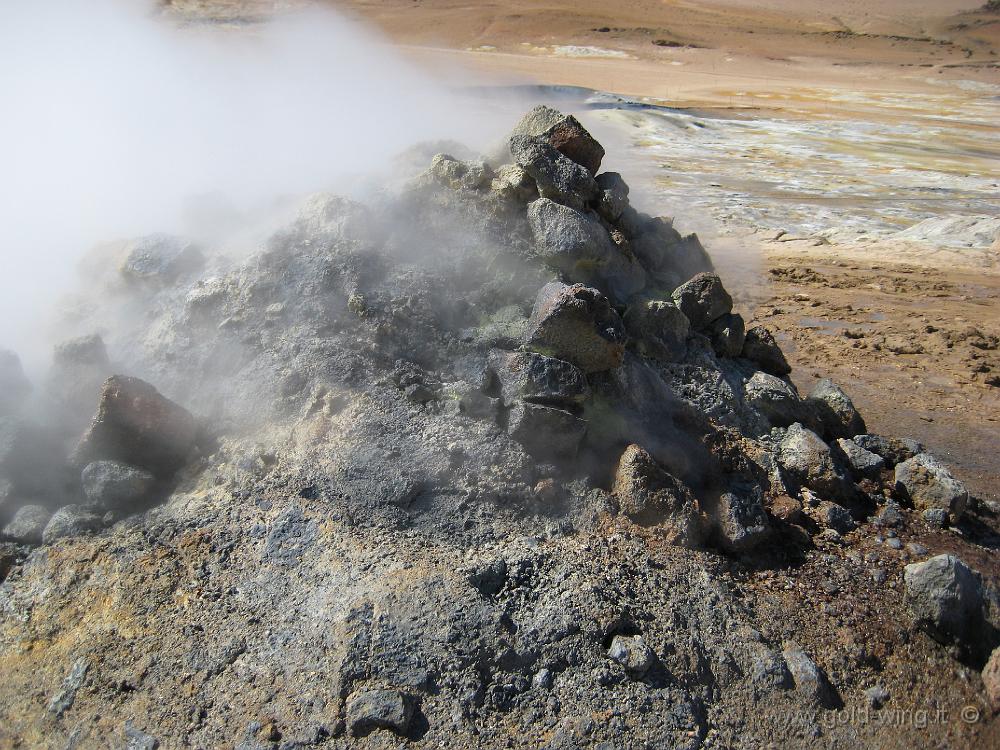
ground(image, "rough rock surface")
xmin=670 ymin=272 xmax=732 ymax=330
xmin=903 ymin=554 xmax=986 ymax=656
xmin=895 ymin=453 xmax=969 ymax=521
xmin=806 ymin=378 xmax=866 ymax=439
xmin=81 ymin=461 xmax=157 ymax=512
xmin=0 ymin=105 xmax=994 ymax=749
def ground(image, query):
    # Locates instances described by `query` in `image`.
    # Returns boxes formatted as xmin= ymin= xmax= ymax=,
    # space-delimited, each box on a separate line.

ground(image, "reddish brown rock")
xmin=984 ymin=647 xmax=1000 ymax=713
xmin=525 ymin=282 xmax=626 ymax=373
xmin=73 ymin=376 xmax=197 ymax=478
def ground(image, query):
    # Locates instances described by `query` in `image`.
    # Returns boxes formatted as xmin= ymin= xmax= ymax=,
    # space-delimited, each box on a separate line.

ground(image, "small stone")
xmin=47 ymin=658 xmax=89 ymax=717
xmin=608 ymin=634 xmax=655 ymax=678
xmin=42 ymin=505 xmax=103 ymax=544
xmin=833 ymin=438 xmax=885 ymax=480
xmin=750 ymin=649 xmax=793 ymax=696
xmin=904 ymin=554 xmax=984 ymax=650
xmin=487 ymin=349 xmax=589 ymax=408
xmin=345 ymin=689 xmax=415 ymax=738
xmin=744 ymin=371 xmax=803 ymax=427
xmin=782 ymin=645 xmax=835 ymax=708
xmin=777 ymin=423 xmax=854 ymax=503
xmin=81 ymin=461 xmax=156 ymax=512
xmin=525 ymin=282 xmax=626 ymax=373
xmin=709 ymin=313 xmax=746 ymax=357
xmin=806 ymin=379 xmax=866 ymax=439
xmin=468 ymin=558 xmax=507 ymax=598
xmin=770 ymin=495 xmax=803 ymax=523
xmin=124 ymin=722 xmax=159 ymax=750
xmin=895 ymin=453 xmax=969 ymax=523
xmin=873 ymin=502 xmax=904 ymax=528
xmin=715 ymin=484 xmax=771 ymax=552
xmin=670 ymin=273 xmax=733 ymax=331
xmin=507 ymin=402 xmax=587 ymax=460
xmin=622 ymin=299 xmax=690 ymax=362
xmin=815 ymin=501 xmax=856 ymax=534
xmin=852 ymin=434 xmax=923 ymax=468
xmin=886 ymin=537 xmax=902 ymax=550
xmin=532 ymin=668 xmax=554 ymax=690
xmin=923 ymin=508 xmax=948 ymax=528
xmin=611 ymin=444 xmax=702 ymax=544
xmin=742 ymin=326 xmax=791 ymax=376
xmin=865 ymin=685 xmax=890 ymax=709
xmin=2 ymin=505 xmax=51 ymax=545
xmin=907 ymin=542 xmax=928 ymax=556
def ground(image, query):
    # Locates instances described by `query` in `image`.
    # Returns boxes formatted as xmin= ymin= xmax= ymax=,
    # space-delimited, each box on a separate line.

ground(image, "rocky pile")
xmin=1 ymin=105 xmax=997 ymax=748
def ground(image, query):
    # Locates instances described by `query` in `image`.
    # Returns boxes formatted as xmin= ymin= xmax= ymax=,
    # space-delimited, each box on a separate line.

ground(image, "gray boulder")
xmin=3 ymin=505 xmax=51 ymax=545
xmin=815 ymin=501 xmax=856 ymax=534
xmin=490 ymin=164 xmax=537 ymax=203
xmin=806 ymin=379 xmax=866 ymax=439
xmin=73 ymin=376 xmax=197 ymax=478
xmin=895 ymin=453 xmax=969 ymax=522
xmin=509 ymin=104 xmax=605 ymax=174
xmin=487 ymin=350 xmax=589 ymax=408
xmin=777 ymin=423 xmax=854 ymax=503
xmin=833 ymin=438 xmax=885 ymax=480
xmin=904 ymin=554 xmax=984 ymax=649
xmin=41 ymin=505 xmax=103 ymax=544
xmin=744 ymin=371 xmax=803 ymax=427
xmin=346 ymin=688 xmax=415 ymax=738
xmin=608 ymin=634 xmax=655 ymax=678
xmin=670 ymin=273 xmax=733 ymax=331
xmin=742 ymin=326 xmax=791 ymax=376
xmin=525 ymin=282 xmax=626 ymax=373
xmin=507 ymin=402 xmax=587 ymax=460
xmin=81 ymin=461 xmax=156 ymax=512
xmin=714 ymin=484 xmax=771 ymax=552
xmin=0 ymin=350 xmax=31 ymax=416
xmin=595 ymin=172 xmax=629 ymax=222
xmin=526 ymin=198 xmax=645 ymax=299
xmin=783 ymin=645 xmax=836 ymax=708
xmin=427 ymin=153 xmax=492 ymax=191
xmin=611 ymin=444 xmax=702 ymax=544
xmin=853 ymin=434 xmax=923 ymax=467
xmin=120 ymin=233 xmax=204 ymax=286
xmin=623 ymin=299 xmax=690 ymax=362
xmin=709 ymin=313 xmax=746 ymax=357
xmin=509 ymin=135 xmax=597 ymax=210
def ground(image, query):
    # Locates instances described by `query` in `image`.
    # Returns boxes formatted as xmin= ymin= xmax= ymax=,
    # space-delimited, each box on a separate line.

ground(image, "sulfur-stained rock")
xmin=525 ymin=282 xmax=626 ymax=373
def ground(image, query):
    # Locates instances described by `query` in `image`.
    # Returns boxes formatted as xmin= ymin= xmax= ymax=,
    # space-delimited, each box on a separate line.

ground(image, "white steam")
xmin=0 ymin=0 xmax=502 ymax=368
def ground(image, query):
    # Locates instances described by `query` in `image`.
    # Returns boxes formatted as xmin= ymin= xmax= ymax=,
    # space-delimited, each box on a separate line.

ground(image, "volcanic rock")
xmin=525 ymin=282 xmax=626 ymax=373
xmin=806 ymin=378 xmax=866 ymax=439
xmin=895 ymin=453 xmax=969 ymax=522
xmin=486 ymin=349 xmax=589 ymax=408
xmin=509 ymin=135 xmax=597 ymax=210
xmin=507 ymin=402 xmax=587 ymax=459
xmin=782 ymin=645 xmax=835 ymax=708
xmin=81 ymin=461 xmax=156 ymax=512
xmin=623 ymin=299 xmax=690 ymax=362
xmin=833 ymin=438 xmax=885 ymax=480
xmin=611 ymin=444 xmax=702 ymax=542
xmin=346 ymin=688 xmax=415 ymax=737
xmin=709 ymin=313 xmax=746 ymax=357
xmin=904 ymin=554 xmax=984 ymax=651
xmin=984 ymin=647 xmax=1000 ymax=713
xmin=814 ymin=501 xmax=856 ymax=533
xmin=670 ymin=273 xmax=733 ymax=331
xmin=777 ymin=423 xmax=854 ymax=503
xmin=608 ymin=634 xmax=655 ymax=678
xmin=743 ymin=371 xmax=803 ymax=427
xmin=595 ymin=172 xmax=629 ymax=222
xmin=509 ymin=104 xmax=605 ymax=175
xmin=42 ymin=505 xmax=103 ymax=544
xmin=2 ymin=505 xmax=51 ymax=545
xmin=852 ymin=434 xmax=923 ymax=467
xmin=73 ymin=376 xmax=197 ymax=478
xmin=742 ymin=326 xmax=791 ymax=376
xmin=121 ymin=233 xmax=204 ymax=286
xmin=714 ymin=484 xmax=770 ymax=552
xmin=526 ymin=198 xmax=646 ymax=299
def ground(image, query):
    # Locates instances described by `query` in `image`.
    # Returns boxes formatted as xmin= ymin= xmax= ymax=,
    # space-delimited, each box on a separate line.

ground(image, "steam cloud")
xmin=0 ymin=0 xmax=503 ymax=369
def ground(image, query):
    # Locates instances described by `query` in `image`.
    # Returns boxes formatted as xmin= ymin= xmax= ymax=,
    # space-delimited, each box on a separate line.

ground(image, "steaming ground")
xmin=1 ymin=3 xmax=1000 ymax=750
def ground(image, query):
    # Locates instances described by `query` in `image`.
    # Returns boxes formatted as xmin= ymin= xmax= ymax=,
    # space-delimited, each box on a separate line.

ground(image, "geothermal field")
xmin=0 ymin=1 xmax=998 ymax=748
